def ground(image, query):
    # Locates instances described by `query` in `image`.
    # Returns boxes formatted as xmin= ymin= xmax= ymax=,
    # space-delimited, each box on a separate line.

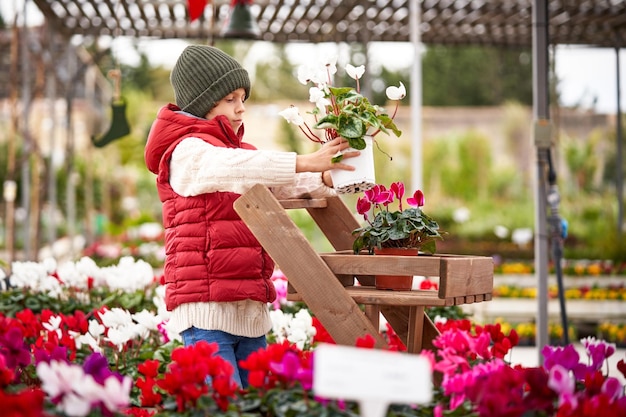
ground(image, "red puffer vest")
xmin=145 ymin=104 xmax=276 ymax=310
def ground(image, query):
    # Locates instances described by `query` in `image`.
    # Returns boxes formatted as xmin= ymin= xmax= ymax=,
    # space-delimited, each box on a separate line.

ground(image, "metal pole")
xmin=410 ymin=0 xmax=422 ymax=191
xmin=20 ymin=0 xmax=32 ymax=260
xmin=46 ymin=23 xmax=58 ymax=245
xmin=532 ymin=0 xmax=550 ymax=360
xmin=615 ymin=42 xmax=624 ymax=237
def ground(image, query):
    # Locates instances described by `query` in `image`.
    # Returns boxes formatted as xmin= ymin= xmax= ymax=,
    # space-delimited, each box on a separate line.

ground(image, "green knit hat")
xmin=170 ymin=45 xmax=250 ymax=118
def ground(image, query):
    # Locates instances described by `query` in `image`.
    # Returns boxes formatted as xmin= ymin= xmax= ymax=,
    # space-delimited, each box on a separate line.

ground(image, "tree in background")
xmin=422 ymin=45 xmax=533 ymax=106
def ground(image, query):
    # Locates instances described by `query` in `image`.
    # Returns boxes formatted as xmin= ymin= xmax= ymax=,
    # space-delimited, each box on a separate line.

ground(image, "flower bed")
xmin=1 ymin=256 xmax=625 ymax=416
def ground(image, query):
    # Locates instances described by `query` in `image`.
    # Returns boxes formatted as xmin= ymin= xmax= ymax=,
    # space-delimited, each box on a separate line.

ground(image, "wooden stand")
xmin=234 ymin=184 xmax=493 ymax=353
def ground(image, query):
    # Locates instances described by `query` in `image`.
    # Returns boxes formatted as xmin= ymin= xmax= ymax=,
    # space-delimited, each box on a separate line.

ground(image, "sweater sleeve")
xmin=170 ymin=137 xmax=337 ymax=199
xmin=170 ymin=137 xmax=297 ymax=196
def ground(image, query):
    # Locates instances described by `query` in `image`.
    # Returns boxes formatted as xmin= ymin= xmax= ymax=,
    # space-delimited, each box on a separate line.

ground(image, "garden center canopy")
xmin=31 ymin=0 xmax=626 ymax=47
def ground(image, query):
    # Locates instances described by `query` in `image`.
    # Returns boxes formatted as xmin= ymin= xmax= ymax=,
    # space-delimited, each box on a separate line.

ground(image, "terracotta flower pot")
xmin=373 ymin=247 xmax=418 ymax=291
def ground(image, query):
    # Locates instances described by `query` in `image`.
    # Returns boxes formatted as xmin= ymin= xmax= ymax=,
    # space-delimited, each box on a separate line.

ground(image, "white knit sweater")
xmin=167 ymin=136 xmax=336 ymax=337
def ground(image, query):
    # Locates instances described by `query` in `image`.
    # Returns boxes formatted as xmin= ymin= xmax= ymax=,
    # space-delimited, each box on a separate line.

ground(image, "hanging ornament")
xmin=188 ymin=0 xmax=208 ymax=22
xmin=221 ymin=0 xmax=260 ymax=39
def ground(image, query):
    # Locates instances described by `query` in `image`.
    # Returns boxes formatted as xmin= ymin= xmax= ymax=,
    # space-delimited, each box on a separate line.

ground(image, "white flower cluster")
xmin=8 ymin=255 xmax=155 ymax=296
xmin=65 ymin=305 xmax=179 ymax=353
xmin=269 ymin=308 xmax=317 ymax=350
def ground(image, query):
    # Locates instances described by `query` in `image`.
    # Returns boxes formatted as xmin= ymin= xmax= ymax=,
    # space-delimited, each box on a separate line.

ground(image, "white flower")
xmin=37 ymin=360 xmax=76 ymax=398
xmin=453 ymin=207 xmax=471 ymax=223
xmin=105 ymin=327 xmax=136 ymax=351
xmin=56 ymin=261 xmax=90 ymax=290
xmin=100 ymin=256 xmax=154 ymax=292
xmin=512 ymin=228 xmax=533 ymax=246
xmin=152 ymin=285 xmax=170 ymax=319
xmin=160 ymin=319 xmax=182 ymax=342
xmin=319 ymin=53 xmax=338 ymax=75
xmin=297 ymin=65 xmax=318 ymax=85
xmin=309 ymin=87 xmax=330 ymax=114
xmin=43 ymin=315 xmax=63 ymax=338
xmin=60 ymin=391 xmax=92 ymax=417
xmin=345 ymin=64 xmax=365 ymax=80
xmin=100 ymin=375 xmax=132 ymax=412
xmin=70 ymin=374 xmax=106 ymax=414
xmin=10 ymin=260 xmax=50 ymax=289
xmin=99 ymin=307 xmax=134 ymax=328
xmin=494 ymin=225 xmax=509 ymax=239
xmin=278 ymin=106 xmax=305 ymax=126
xmin=132 ymin=309 xmax=162 ymax=337
xmin=386 ymin=81 xmax=406 ymax=100
xmin=75 ymin=332 xmax=102 ymax=353
xmin=88 ymin=319 xmax=106 ymax=337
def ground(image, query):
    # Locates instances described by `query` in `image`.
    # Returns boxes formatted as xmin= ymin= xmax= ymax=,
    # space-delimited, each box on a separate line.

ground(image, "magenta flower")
xmin=353 ymin=181 xmax=442 ymax=254
xmin=269 ymin=350 xmax=312 ymax=390
xmin=0 ymin=326 xmax=32 ymax=370
xmin=582 ymin=337 xmax=616 ymax=371
xmin=355 ymin=197 xmax=371 ymax=221
xmin=542 ymin=344 xmax=589 ymax=379
xmin=364 ymin=184 xmax=392 ymax=206
xmin=390 ymin=181 xmax=405 ymax=210
xmin=407 ymin=189 xmax=425 ymax=207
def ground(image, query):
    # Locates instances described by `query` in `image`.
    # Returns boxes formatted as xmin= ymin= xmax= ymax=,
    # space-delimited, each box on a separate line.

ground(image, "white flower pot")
xmin=330 ymin=136 xmax=376 ymax=194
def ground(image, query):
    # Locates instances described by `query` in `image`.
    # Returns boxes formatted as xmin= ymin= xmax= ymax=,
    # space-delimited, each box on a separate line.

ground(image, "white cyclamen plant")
xmin=279 ymin=56 xmax=406 ymax=161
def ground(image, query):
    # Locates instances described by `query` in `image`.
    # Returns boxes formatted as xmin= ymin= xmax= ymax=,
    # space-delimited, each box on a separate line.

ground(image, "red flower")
xmin=123 ymin=407 xmax=157 ymax=417
xmin=355 ymin=334 xmax=376 ymax=348
xmin=136 ymin=376 xmax=162 ymax=407
xmin=355 ymin=197 xmax=371 ymax=219
xmin=0 ymin=387 xmax=45 ymax=417
xmin=138 ymin=359 xmax=161 ymax=379
xmin=383 ymin=323 xmax=407 ymax=351
xmin=617 ymin=359 xmax=626 ymax=379
xmin=311 ymin=317 xmax=335 ymax=344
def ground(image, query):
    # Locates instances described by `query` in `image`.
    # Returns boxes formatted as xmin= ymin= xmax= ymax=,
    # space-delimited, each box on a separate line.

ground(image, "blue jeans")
xmin=180 ymin=327 xmax=266 ymax=388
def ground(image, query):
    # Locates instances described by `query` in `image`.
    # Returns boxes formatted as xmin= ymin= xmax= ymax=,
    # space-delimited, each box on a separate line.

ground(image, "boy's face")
xmin=205 ymin=88 xmax=247 ymax=133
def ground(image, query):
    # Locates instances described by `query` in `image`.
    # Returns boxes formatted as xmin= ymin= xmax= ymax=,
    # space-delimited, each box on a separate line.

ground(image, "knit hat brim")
xmin=181 ymin=68 xmax=250 ymax=118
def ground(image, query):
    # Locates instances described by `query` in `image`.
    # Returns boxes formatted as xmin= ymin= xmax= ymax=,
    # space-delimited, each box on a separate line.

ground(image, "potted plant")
xmin=352 ymin=182 xmax=443 ymax=290
xmin=279 ymin=57 xmax=406 ymax=193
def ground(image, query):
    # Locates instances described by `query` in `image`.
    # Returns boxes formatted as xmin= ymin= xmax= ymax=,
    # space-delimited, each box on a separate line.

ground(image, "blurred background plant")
xmin=0 ymin=41 xmax=623 ymax=269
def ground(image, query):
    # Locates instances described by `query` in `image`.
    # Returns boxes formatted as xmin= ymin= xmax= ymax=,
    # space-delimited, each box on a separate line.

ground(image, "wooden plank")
xmin=320 ymin=252 xmax=442 ymax=277
xmin=421 ymin=314 xmax=440 ymax=352
xmin=279 ymin=198 xmax=328 ymax=209
xmin=307 ymin=197 xmax=376 ymax=287
xmin=288 ymin=287 xmax=448 ymax=306
xmin=234 ymin=184 xmax=386 ymax=349
xmin=380 ymin=306 xmax=440 ymax=354
xmin=364 ymin=305 xmax=380 ymax=331
xmin=306 ymin=196 xmax=360 ymax=250
xmin=438 ymin=256 xmax=494 ymax=298
xmin=406 ymin=306 xmax=425 ymax=353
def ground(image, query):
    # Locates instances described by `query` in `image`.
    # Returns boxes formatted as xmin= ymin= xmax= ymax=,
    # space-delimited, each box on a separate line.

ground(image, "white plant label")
xmin=313 ymin=343 xmax=433 ymax=417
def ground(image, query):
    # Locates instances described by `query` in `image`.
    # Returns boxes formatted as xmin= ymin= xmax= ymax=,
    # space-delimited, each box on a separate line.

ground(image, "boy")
xmin=144 ymin=45 xmax=358 ymax=387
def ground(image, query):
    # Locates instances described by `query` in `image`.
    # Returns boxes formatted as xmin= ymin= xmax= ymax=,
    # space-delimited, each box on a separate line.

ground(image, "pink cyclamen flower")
xmin=271 ymin=270 xmax=289 ymax=310
xmin=390 ymin=182 xmax=405 ymax=210
xmin=581 ymin=337 xmax=616 ymax=371
xmin=356 ymin=197 xmax=371 ymax=219
xmin=365 ymin=184 xmax=393 ymax=206
xmin=407 ymin=189 xmax=425 ymax=207
xmin=548 ymin=364 xmax=577 ymax=409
